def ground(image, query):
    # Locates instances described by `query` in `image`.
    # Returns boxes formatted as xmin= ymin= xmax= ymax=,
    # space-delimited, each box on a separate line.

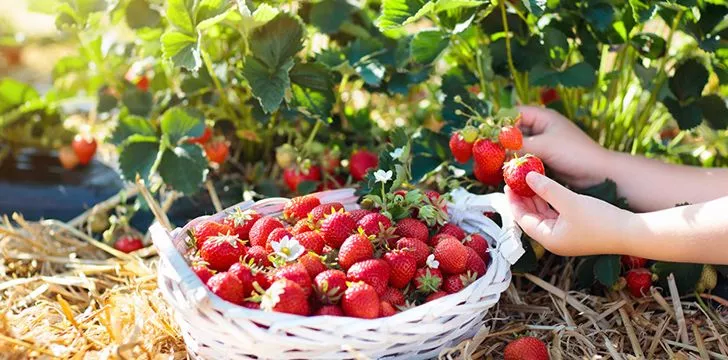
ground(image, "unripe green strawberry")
xmin=503 ymin=154 xmax=545 ymax=197
xmin=504 ymin=336 xmax=549 ymax=360
xmin=276 ymin=144 xmax=296 ymax=169
xmin=696 ymin=265 xmax=718 ymax=293
xmin=461 ymin=126 xmax=479 ymax=143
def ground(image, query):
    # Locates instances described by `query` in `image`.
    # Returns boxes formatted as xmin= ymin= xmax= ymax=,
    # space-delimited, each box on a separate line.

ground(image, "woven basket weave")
xmin=150 ymin=188 xmax=523 ymax=360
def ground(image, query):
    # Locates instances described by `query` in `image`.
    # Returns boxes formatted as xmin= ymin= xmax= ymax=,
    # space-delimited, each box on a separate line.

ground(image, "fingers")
xmin=505 ymin=186 xmax=557 ymax=241
xmin=525 ymin=172 xmax=577 ymax=211
xmin=515 ymin=105 xmax=553 ymax=135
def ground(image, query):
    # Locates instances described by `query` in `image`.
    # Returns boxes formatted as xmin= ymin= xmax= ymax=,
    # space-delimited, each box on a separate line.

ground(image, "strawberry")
xmin=381 ymin=287 xmax=405 ymax=306
xmin=114 ymin=235 xmax=144 ymax=253
xmin=621 ymin=255 xmax=647 ymax=269
xmin=347 ymin=259 xmax=390 ymax=296
xmin=291 ymin=218 xmax=315 ymax=235
xmin=424 ymin=190 xmax=447 ymax=214
xmin=72 ymin=135 xmax=97 ymax=166
xmin=349 ymin=150 xmax=379 ymax=181
xmin=293 ymin=232 xmax=325 ymax=254
xmin=229 ymin=262 xmax=256 ymax=298
xmin=464 ymin=234 xmax=489 ymax=262
xmin=193 ymin=221 xmax=234 ymax=249
xmin=437 ymin=223 xmax=466 ymax=240
xmin=188 ymin=126 xmax=212 ymax=145
xmin=320 ymin=211 xmax=357 ymax=249
xmin=200 ymin=233 xmax=247 ymax=272
xmin=434 ymin=238 xmax=468 ymax=274
xmin=206 ymin=272 xmax=245 ymax=305
xmin=314 ymin=269 xmax=348 ymax=304
xmin=314 ymin=305 xmax=344 ymax=316
xmin=503 ymin=154 xmax=546 ymax=197
xmin=426 ymin=291 xmax=448 ymax=302
xmin=341 ymin=282 xmax=380 ymax=319
xmin=247 ymin=245 xmax=272 ymax=267
xmin=472 ymin=139 xmax=506 ymax=175
xmin=696 ymin=265 xmax=718 ymax=293
xmin=357 ymin=213 xmax=392 ymax=237
xmin=338 ymin=233 xmax=374 ymax=270
xmin=443 ymin=272 xmax=477 ymax=293
xmin=504 ymin=336 xmax=549 ymax=360
xmin=58 ymin=146 xmax=79 ymax=170
xmin=474 ymin=162 xmax=503 ymax=187
xmin=449 ymin=132 xmax=474 ymax=163
xmin=204 ymin=140 xmax=229 ymax=164
xmin=414 ymin=267 xmax=443 ymax=293
xmin=223 ymin=209 xmax=261 ymax=241
xmin=394 ymin=218 xmax=429 ymax=244
xmin=379 ymin=301 xmax=397 ymax=317
xmin=465 ymin=247 xmax=487 ymax=277
xmin=272 ymin=263 xmax=312 ymax=297
xmin=265 ymin=228 xmax=292 ymax=252
xmin=242 ymin=301 xmax=260 ymax=310
xmin=254 ymin=270 xmax=270 ymax=290
xmin=626 ymin=268 xmax=652 ymax=297
xmin=498 ymin=126 xmax=523 ymax=151
xmin=260 ymin=279 xmax=310 ymax=316
xmin=283 ymin=195 xmax=321 ymax=224
xmin=283 ymin=166 xmax=322 ymax=193
xmin=396 ymin=238 xmax=430 ymax=267
xmin=430 ymin=233 xmax=457 ymax=248
xmin=298 ymin=252 xmax=327 ymax=278
xmin=309 ymin=202 xmax=345 ymax=224
xmin=383 ymin=250 xmax=417 ymax=289
xmin=540 ymin=87 xmax=560 ymax=105
xmin=349 ymin=209 xmax=374 ymax=223
xmin=249 ymin=216 xmax=284 ymax=248
xmin=192 ymin=264 xmax=215 ymax=284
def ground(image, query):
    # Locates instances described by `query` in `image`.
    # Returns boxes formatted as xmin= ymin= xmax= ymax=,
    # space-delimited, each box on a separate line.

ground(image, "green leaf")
xmin=630 ymin=33 xmax=666 ymax=59
xmin=376 ymin=0 xmax=435 ymax=30
xmin=355 ymin=61 xmax=386 ymax=87
xmin=434 ymin=0 xmax=486 ymax=12
xmin=669 ymin=59 xmax=709 ymax=102
xmin=698 ymin=95 xmax=728 ymax=130
xmin=410 ymin=30 xmax=450 ymax=64
xmin=161 ymin=107 xmax=205 ymax=144
xmin=249 ymin=13 xmax=304 ymax=70
xmin=530 ymin=62 xmax=596 ymax=88
xmin=166 ymin=0 xmax=195 ymax=34
xmin=628 ymin=0 xmax=656 ymax=22
xmin=242 ymin=56 xmax=293 ymax=113
xmin=125 ymin=0 xmax=161 ymax=29
xmin=411 ymin=154 xmax=441 ymax=183
xmin=121 ymin=86 xmax=153 ymax=117
xmin=310 ymin=0 xmax=354 ymax=33
xmin=256 ymin=180 xmax=281 ymax=198
xmin=118 ymin=135 xmax=160 ymax=182
xmin=543 ymin=27 xmax=569 ymax=67
xmin=583 ymin=2 xmax=615 ymax=32
xmin=512 ymin=236 xmax=539 ymax=273
xmin=158 ymin=143 xmax=209 ymax=195
xmin=97 ymin=90 xmax=118 ymax=113
xmin=111 ymin=115 xmax=157 ymax=146
xmin=652 ymin=262 xmax=703 ymax=295
xmin=437 ymin=6 xmax=477 ymax=34
xmin=0 ymin=78 xmax=39 ymax=113
xmin=664 ymin=98 xmax=703 ymax=131
xmin=577 ymin=179 xmax=628 ymax=209
xmin=297 ymin=180 xmax=318 ymax=195
xmin=575 ymin=256 xmax=599 ymax=289
xmin=594 ymin=255 xmax=620 ymax=287
xmin=161 ymin=31 xmax=201 ymax=71
xmin=289 ymin=62 xmax=335 ymax=120
xmin=521 ymin=0 xmax=547 ymax=16
xmin=196 ymin=0 xmax=234 ymax=30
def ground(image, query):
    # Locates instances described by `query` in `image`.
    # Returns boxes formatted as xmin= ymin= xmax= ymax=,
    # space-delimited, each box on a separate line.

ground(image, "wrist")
xmin=621 ymin=211 xmax=648 ymax=256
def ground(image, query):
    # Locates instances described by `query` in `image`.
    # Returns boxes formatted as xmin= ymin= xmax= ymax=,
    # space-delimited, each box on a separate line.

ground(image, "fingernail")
xmin=525 ymin=172 xmax=546 ymax=191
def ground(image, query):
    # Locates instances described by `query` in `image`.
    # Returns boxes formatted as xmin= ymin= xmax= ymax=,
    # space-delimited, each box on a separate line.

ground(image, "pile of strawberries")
xmin=184 ymin=192 xmax=491 ymax=318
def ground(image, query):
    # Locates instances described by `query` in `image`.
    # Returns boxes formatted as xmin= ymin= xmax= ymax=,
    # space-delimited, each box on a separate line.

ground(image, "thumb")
xmin=525 ymin=172 xmax=576 ymax=210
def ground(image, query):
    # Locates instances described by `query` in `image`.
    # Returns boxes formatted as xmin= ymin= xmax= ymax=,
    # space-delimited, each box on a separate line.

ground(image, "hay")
xmin=1 ymin=215 xmax=726 ymax=359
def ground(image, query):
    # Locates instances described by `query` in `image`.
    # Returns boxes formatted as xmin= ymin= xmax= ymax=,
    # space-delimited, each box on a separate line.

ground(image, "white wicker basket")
xmin=150 ymin=188 xmax=523 ymax=360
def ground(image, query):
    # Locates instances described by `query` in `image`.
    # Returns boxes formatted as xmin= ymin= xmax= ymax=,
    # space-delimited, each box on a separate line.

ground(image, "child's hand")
xmin=505 ymin=172 xmax=634 ymax=256
xmin=517 ymin=106 xmax=612 ymax=188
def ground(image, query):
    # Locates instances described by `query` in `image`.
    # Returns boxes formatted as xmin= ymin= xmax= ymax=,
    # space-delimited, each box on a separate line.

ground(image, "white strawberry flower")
xmin=260 ymin=280 xmax=285 ymax=311
xmin=426 ymin=254 xmax=440 ymax=269
xmin=271 ymin=236 xmax=304 ymax=262
xmin=390 ymin=147 xmax=405 ymax=161
xmin=374 ymin=169 xmax=393 ymax=184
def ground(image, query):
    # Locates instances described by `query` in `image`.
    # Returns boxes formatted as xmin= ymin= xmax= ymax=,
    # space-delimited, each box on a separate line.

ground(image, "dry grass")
xmin=1 ymin=213 xmax=726 ymax=359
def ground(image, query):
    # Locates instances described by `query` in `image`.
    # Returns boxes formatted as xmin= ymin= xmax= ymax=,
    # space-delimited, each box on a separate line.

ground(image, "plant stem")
xmin=201 ymin=49 xmax=233 ymax=118
xmin=499 ymin=0 xmax=525 ymax=103
xmin=303 ymin=120 xmax=323 ymax=153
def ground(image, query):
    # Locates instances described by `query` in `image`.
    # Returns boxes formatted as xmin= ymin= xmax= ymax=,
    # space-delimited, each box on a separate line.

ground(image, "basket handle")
xmin=448 ymin=188 xmax=524 ymax=264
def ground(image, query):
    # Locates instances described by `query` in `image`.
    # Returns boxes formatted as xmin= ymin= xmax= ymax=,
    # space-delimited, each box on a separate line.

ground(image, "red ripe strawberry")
xmin=192 ymin=264 xmax=215 ymax=284
xmin=283 ymin=195 xmax=321 ymax=224
xmin=228 ymin=262 xmax=256 ymax=298
xmin=498 ymin=126 xmax=523 ymax=151
xmin=283 ymin=166 xmax=322 ymax=193
xmin=188 ymin=126 xmax=212 ymax=145
xmin=504 ymin=336 xmax=549 ymax=360
xmin=383 ymin=250 xmax=417 ymax=289
xmin=430 ymin=233 xmax=457 ymax=247
xmin=424 ymin=190 xmax=447 ymax=214
xmin=242 ymin=301 xmax=260 ymax=310
xmin=540 ymin=87 xmax=560 ymax=105
xmin=394 ymin=218 xmax=429 ymax=244
xmin=396 ymin=238 xmax=430 ymax=267
xmin=434 ymin=238 xmax=468 ymax=274
xmin=298 ymin=252 xmax=327 ymax=278
xmin=414 ymin=267 xmax=443 ymax=293
xmin=254 ymin=270 xmax=270 ymax=290
xmin=503 ymin=154 xmax=546 ymax=197
xmin=314 ymin=269 xmax=347 ymax=304
xmin=443 ymin=272 xmax=477 ymax=293
xmin=315 ymin=305 xmax=344 ymax=316
xmin=291 ymin=218 xmax=315 ymax=235
xmin=58 ymin=146 xmax=79 ymax=170
xmin=426 ymin=291 xmax=448 ymax=302
xmin=338 ymin=233 xmax=374 ymax=270
xmin=349 ymin=209 xmax=374 ymax=223
xmin=72 ymin=135 xmax=97 ymax=166
xmin=357 ymin=213 xmax=392 ymax=237
xmin=223 ymin=209 xmax=261 ymax=241
xmin=293 ymin=232 xmax=325 ymax=254
xmin=193 ymin=221 xmax=234 ymax=249
xmin=381 ymin=287 xmax=405 ymax=306
xmin=204 ymin=140 xmax=230 ymax=164
xmin=114 ymin=235 xmax=144 ymax=253
xmin=309 ymin=202 xmax=345 ymax=224
xmin=320 ymin=212 xmax=357 ymax=249
xmin=621 ymin=255 xmax=648 ymax=269
xmin=249 ymin=216 xmax=284 ymax=248
xmin=206 ymin=272 xmax=245 ymax=305
xmin=474 ymin=162 xmax=503 ymax=187
xmin=265 ymin=228 xmax=292 ymax=252
xmin=342 ymin=282 xmax=380 ymax=319
xmin=347 ymin=259 xmax=390 ymax=296
xmin=472 ymin=139 xmax=506 ymax=175
xmin=465 ymin=247 xmax=487 ymax=277
xmin=379 ymin=301 xmax=397 ymax=317
xmin=437 ymin=223 xmax=466 ymax=240
xmin=349 ymin=150 xmax=379 ymax=181
xmin=247 ymin=245 xmax=271 ymax=267
xmin=464 ymin=234 xmax=489 ymax=262
xmin=626 ymin=268 xmax=652 ymax=297
xmin=449 ymin=132 xmax=474 ymax=163
xmin=272 ymin=263 xmax=312 ymax=297
xmin=260 ymin=279 xmax=310 ymax=316
xmin=200 ymin=233 xmax=248 ymax=272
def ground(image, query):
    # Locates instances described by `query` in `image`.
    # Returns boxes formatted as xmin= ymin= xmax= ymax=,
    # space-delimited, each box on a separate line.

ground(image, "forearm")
xmin=602 ymin=151 xmax=728 ymax=212
xmin=624 ymin=196 xmax=728 ymax=265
